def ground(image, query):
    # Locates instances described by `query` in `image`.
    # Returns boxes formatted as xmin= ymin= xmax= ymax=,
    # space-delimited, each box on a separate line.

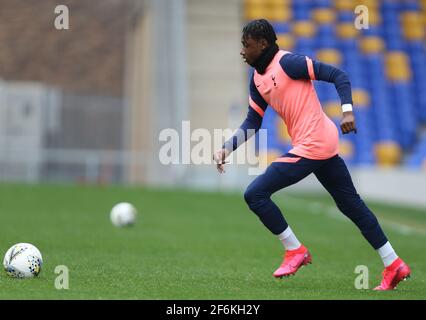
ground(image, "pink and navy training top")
xmin=224 ymin=50 xmax=353 ymax=160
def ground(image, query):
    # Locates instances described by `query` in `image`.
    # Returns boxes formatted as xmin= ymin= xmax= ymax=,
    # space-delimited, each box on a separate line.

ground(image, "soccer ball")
xmin=3 ymin=243 xmax=43 ymax=278
xmin=110 ymin=202 xmax=137 ymax=227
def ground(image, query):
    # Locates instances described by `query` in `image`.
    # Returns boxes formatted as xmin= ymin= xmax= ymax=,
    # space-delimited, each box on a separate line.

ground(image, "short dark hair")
xmin=242 ymin=19 xmax=277 ymax=46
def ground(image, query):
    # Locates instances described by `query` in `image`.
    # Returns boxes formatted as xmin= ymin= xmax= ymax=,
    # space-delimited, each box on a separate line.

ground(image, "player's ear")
xmin=259 ymin=39 xmax=268 ymax=50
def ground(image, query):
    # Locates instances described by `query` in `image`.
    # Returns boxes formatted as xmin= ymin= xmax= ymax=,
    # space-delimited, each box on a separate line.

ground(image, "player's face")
xmin=240 ymin=36 xmax=267 ymax=65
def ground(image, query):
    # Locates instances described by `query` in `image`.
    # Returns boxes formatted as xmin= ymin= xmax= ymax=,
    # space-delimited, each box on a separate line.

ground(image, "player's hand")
xmin=340 ymin=111 xmax=357 ymax=134
xmin=213 ymin=149 xmax=230 ymax=174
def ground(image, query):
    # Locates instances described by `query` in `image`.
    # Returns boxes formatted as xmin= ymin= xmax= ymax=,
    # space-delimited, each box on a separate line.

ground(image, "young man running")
xmin=213 ymin=19 xmax=410 ymax=291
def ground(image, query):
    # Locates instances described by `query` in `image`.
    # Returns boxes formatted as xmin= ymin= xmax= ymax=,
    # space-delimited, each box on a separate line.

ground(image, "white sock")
xmin=377 ymin=241 xmax=398 ymax=267
xmin=278 ymin=226 xmax=301 ymax=251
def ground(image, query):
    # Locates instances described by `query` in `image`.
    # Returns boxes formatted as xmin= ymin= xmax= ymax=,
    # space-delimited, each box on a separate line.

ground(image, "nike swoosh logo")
xmin=289 ymin=254 xmax=308 ymax=269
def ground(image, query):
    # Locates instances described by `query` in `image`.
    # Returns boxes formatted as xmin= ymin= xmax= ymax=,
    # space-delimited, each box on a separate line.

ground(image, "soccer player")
xmin=213 ymin=19 xmax=411 ymax=291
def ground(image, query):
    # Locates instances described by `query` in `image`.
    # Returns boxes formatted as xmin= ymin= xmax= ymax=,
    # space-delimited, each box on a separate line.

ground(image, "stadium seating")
xmin=244 ymin=0 xmax=426 ymax=168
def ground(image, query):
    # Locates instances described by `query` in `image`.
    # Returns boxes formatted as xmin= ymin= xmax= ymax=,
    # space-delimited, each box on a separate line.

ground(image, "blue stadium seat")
xmin=401 ymin=1 xmax=421 ymax=11
xmin=272 ymin=22 xmax=291 ymax=34
xmin=381 ymin=1 xmax=402 ymax=12
xmin=312 ymin=0 xmax=332 ymax=9
xmin=361 ymin=26 xmax=383 ymax=37
xmin=316 ymin=24 xmax=337 ymax=48
xmin=293 ymin=0 xmax=312 ymax=20
xmin=337 ymin=11 xmax=353 ymax=23
xmin=295 ymin=38 xmax=315 ymax=57
xmin=339 ymin=38 xmax=358 ymax=52
xmin=386 ymin=38 xmax=404 ymax=51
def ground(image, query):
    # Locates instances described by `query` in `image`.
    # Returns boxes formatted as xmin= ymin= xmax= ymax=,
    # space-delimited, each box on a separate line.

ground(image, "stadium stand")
xmin=244 ymin=0 xmax=426 ymax=168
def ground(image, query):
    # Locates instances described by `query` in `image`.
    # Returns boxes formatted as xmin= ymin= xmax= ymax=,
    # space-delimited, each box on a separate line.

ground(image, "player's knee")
xmin=244 ymin=185 xmax=265 ymax=210
xmin=336 ymin=196 xmax=376 ymax=225
xmin=243 ymin=186 xmax=256 ymax=206
xmin=335 ymin=194 xmax=363 ymax=214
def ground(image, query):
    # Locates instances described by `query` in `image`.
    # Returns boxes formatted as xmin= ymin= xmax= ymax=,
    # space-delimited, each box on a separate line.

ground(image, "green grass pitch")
xmin=0 ymin=183 xmax=425 ymax=299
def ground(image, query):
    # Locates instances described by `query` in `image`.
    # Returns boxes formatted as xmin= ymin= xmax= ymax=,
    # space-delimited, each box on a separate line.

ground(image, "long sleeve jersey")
xmin=224 ymin=50 xmax=353 ymax=160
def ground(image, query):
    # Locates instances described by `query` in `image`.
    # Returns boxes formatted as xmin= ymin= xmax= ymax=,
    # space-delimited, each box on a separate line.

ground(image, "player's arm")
xmin=280 ymin=53 xmax=356 ymax=134
xmin=213 ymin=75 xmax=267 ymax=173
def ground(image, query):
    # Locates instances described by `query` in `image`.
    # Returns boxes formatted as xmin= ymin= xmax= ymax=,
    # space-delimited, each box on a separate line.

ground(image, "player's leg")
xmin=244 ymin=153 xmax=321 ymax=277
xmin=314 ymin=155 xmax=387 ymax=249
xmin=244 ymin=154 xmax=316 ymax=236
xmin=313 ymin=155 xmax=411 ymax=290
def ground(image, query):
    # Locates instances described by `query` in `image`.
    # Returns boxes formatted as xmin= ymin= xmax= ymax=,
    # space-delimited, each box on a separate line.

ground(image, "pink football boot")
xmin=273 ymin=244 xmax=312 ymax=278
xmin=374 ymin=257 xmax=411 ymax=291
